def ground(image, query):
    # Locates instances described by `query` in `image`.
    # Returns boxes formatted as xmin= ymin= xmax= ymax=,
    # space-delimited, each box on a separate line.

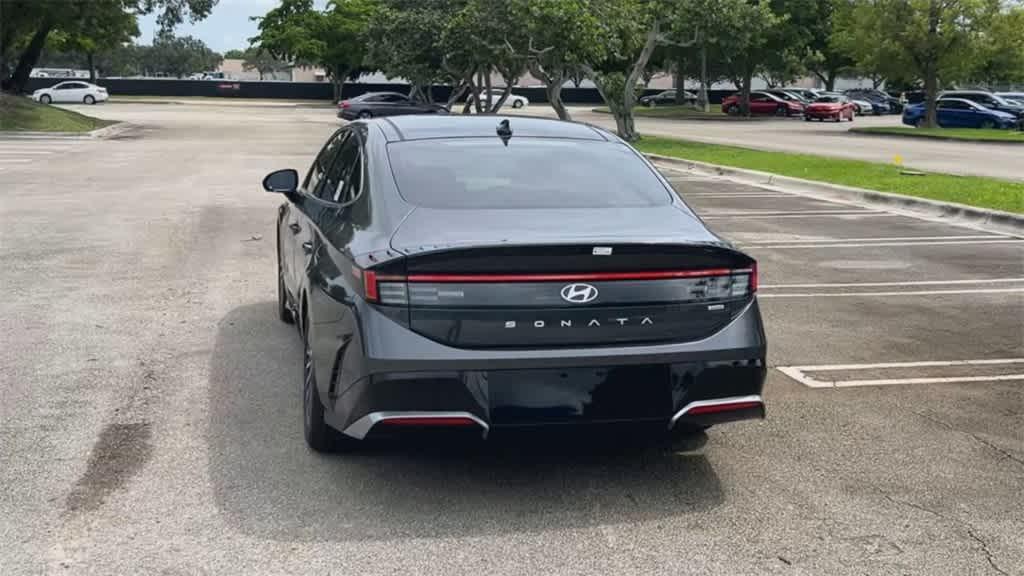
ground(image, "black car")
xmin=939 ymin=91 xmax=1024 ymax=121
xmin=264 ymin=116 xmax=766 ymax=452
xmin=639 ymin=89 xmax=697 ymax=107
xmin=844 ymin=89 xmax=901 ymax=114
xmin=337 ymin=91 xmax=448 ymax=120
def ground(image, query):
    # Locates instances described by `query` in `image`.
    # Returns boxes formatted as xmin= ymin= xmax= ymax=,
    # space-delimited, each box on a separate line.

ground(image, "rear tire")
xmin=512 ymin=99 xmax=524 ymax=109
xmin=726 ymin=105 xmax=740 ymax=116
xmin=358 ymin=110 xmax=372 ymax=119
xmin=776 ymin=105 xmax=787 ymax=116
xmin=302 ymin=321 xmax=354 ymax=453
xmin=84 ymin=95 xmax=95 ymax=105
xmin=40 ymin=94 xmax=51 ymax=104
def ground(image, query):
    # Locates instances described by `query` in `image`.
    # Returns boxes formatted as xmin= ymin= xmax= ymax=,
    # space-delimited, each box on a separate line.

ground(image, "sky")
xmin=136 ymin=0 xmax=326 ymax=54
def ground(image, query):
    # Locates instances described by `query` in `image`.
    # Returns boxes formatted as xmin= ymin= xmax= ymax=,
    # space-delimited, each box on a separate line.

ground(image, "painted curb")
xmin=645 ymin=153 xmax=1024 ymax=236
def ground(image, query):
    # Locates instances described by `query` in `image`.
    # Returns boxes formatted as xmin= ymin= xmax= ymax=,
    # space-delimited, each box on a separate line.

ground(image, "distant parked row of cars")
xmin=714 ymin=88 xmax=867 ymax=121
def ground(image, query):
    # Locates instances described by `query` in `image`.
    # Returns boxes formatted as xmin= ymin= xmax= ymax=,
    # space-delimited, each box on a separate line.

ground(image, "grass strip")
xmin=635 ymin=135 xmax=1024 ymax=214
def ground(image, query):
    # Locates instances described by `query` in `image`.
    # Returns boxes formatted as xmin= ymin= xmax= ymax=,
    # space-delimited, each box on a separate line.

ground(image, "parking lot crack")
xmin=879 ymin=490 xmax=1010 ymax=576
xmin=967 ymin=529 xmax=1010 ymax=576
xmin=912 ymin=410 xmax=1024 ymax=469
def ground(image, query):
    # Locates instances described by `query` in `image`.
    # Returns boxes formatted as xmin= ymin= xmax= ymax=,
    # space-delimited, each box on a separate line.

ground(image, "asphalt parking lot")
xmin=1 ymin=103 xmax=1022 ymax=576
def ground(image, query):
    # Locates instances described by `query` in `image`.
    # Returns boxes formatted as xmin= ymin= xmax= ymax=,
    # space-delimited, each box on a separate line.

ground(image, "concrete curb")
xmin=0 ymin=122 xmax=137 ymax=140
xmin=645 ymin=153 xmax=1024 ymax=236
xmin=848 ymin=127 xmax=1024 ymax=145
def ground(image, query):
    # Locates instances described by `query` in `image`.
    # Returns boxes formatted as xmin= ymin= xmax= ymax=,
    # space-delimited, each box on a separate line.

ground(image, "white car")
xmin=820 ymin=91 xmax=872 ymax=115
xmin=474 ymin=90 xmax=529 ymax=109
xmin=32 ymin=81 xmax=109 ymax=105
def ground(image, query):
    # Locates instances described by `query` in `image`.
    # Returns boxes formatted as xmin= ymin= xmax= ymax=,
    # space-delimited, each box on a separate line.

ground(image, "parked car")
xmin=471 ymin=90 xmax=529 ymax=109
xmin=337 ymin=92 xmax=449 ymax=120
xmin=721 ymin=91 xmax=804 ymax=116
xmin=32 ymin=81 xmax=108 ymax=105
xmin=263 ymin=115 xmax=766 ymax=452
xmin=995 ymin=92 xmax=1024 ymax=106
xmin=831 ymin=93 xmax=875 ymax=115
xmin=902 ymin=98 xmax=1018 ymax=129
xmin=939 ymin=90 xmax=1024 ymax=121
xmin=762 ymin=89 xmax=809 ymax=104
xmin=781 ymin=87 xmax=823 ymax=102
xmin=639 ymin=89 xmax=698 ymax=107
xmin=804 ymin=94 xmax=856 ymax=122
xmin=844 ymin=89 xmax=901 ymax=113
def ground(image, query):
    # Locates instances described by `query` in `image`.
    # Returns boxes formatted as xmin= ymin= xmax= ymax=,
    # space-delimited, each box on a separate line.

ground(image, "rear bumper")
xmin=322 ymin=298 xmax=767 ymax=439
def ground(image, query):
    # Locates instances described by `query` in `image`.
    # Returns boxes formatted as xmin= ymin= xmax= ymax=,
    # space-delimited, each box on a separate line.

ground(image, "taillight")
xmin=339 ymin=100 xmax=350 ymax=109
xmin=354 ymin=266 xmax=407 ymax=305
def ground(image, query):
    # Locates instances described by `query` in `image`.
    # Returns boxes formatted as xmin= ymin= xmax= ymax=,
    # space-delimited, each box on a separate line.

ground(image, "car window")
xmin=381 ymin=94 xmax=407 ymax=103
xmin=54 ymin=83 xmax=73 ymax=90
xmin=388 ymin=139 xmax=672 ymax=209
xmin=320 ymin=134 xmax=363 ymax=204
xmin=65 ymin=82 xmax=85 ymax=89
xmin=939 ymin=100 xmax=967 ymax=110
xmin=304 ymin=131 xmax=347 ymax=196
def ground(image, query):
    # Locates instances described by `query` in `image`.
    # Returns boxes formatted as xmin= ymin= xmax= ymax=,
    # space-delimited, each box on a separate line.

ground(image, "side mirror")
xmin=263 ymin=169 xmax=298 ymax=193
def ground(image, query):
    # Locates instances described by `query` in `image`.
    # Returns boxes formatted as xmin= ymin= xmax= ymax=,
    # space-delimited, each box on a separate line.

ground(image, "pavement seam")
xmin=913 ymin=410 xmax=1024 ymax=469
xmin=648 ymin=153 xmax=1024 ymax=236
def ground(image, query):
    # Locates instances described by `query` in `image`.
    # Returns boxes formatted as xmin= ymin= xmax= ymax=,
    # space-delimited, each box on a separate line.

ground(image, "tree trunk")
xmin=825 ymin=70 xmax=836 ymax=91
xmin=331 ymin=77 xmax=343 ymax=102
xmin=463 ymin=73 xmax=477 ymax=114
xmin=484 ymin=70 xmax=493 ymax=113
xmin=674 ymin=64 xmax=684 ymax=105
xmin=446 ymin=80 xmax=469 ymax=108
xmin=740 ymin=68 xmax=753 ymax=116
xmin=8 ymin=20 xmax=54 ymax=94
xmin=547 ymin=81 xmax=569 ymax=121
xmin=473 ymin=71 xmax=484 ymax=113
xmin=923 ymin=64 xmax=938 ymax=128
xmin=87 ymin=52 xmax=96 ymax=82
xmin=700 ymin=43 xmax=709 ymax=112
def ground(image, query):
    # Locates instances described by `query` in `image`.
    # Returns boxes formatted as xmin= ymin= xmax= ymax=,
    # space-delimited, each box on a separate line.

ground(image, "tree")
xmin=509 ymin=0 xmax=606 ymax=120
xmin=674 ymin=0 xmax=746 ymax=111
xmin=717 ymin=0 xmax=781 ymax=115
xmin=253 ymin=0 xmax=376 ymax=101
xmin=838 ymin=0 xmax=1002 ymax=128
xmin=970 ymin=3 xmax=1024 ymax=86
xmin=144 ymin=34 xmax=221 ymax=77
xmin=223 ymin=49 xmax=247 ymax=59
xmin=582 ymin=0 xmax=690 ymax=141
xmin=50 ymin=0 xmax=140 ymax=81
xmin=367 ymin=0 xmax=453 ymax=103
xmin=803 ymin=0 xmax=854 ymax=90
xmin=2 ymin=0 xmax=216 ymax=93
xmin=241 ymin=47 xmax=292 ymax=80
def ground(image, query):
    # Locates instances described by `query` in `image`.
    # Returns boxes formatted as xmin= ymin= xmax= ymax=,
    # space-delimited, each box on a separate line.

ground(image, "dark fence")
xmin=24 ymin=77 xmax=738 ymax=106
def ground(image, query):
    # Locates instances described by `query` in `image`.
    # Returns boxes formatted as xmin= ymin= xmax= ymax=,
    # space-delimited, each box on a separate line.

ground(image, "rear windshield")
xmin=387 ymin=138 xmax=672 ymax=209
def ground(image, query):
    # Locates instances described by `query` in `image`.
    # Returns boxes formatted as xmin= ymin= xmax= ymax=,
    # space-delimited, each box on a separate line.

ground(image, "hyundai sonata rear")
xmin=266 ymin=115 xmax=766 ymax=452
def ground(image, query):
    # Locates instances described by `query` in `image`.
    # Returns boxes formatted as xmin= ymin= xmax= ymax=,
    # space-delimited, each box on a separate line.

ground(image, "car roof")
xmin=374 ymin=115 xmax=611 ymax=143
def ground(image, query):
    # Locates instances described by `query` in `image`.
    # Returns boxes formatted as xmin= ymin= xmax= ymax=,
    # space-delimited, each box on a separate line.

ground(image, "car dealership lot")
xmin=1 ymin=103 xmax=1021 ymax=575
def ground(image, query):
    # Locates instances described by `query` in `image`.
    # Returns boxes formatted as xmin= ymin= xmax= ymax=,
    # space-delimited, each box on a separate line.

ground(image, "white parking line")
xmin=778 ymin=359 xmax=1024 ymax=388
xmin=748 ymin=239 xmax=1024 ymax=249
xmin=702 ymin=209 xmax=881 ymax=216
xmin=704 ymin=213 xmax=902 ymax=220
xmin=759 ymin=287 xmax=1024 ymax=298
xmin=761 ymin=278 xmax=1024 ymax=289
xmin=742 ymin=235 xmax=1007 ymax=244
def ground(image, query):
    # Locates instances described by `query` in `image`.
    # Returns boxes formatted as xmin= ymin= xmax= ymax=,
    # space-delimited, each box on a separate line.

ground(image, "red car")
xmin=721 ymin=91 xmax=804 ymax=116
xmin=804 ymin=94 xmax=856 ymax=122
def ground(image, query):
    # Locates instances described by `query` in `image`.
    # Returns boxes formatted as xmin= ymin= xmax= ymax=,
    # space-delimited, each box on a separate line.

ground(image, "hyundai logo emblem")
xmin=560 ymin=283 xmax=599 ymax=304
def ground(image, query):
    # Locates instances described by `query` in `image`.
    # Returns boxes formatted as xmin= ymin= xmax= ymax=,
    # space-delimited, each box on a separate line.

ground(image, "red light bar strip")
xmin=379 ymin=417 xmax=479 ymax=427
xmin=405 ymin=269 xmax=735 ymax=283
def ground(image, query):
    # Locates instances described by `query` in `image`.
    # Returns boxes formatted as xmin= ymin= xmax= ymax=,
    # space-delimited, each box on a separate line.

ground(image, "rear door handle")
xmin=302 ymin=242 xmax=314 ymax=255
xmin=288 ymin=222 xmax=301 ymax=234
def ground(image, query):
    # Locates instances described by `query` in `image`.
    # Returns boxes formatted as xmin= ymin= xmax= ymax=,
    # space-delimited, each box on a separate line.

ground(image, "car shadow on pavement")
xmin=207 ymin=303 xmax=724 ymax=543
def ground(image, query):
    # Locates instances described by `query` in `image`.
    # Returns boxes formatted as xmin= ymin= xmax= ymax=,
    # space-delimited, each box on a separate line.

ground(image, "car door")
xmin=64 ymin=82 xmax=88 ymax=102
xmin=937 ymin=100 xmax=965 ymax=127
xmin=286 ymin=129 xmax=347 ymax=296
xmin=50 ymin=82 xmax=75 ymax=102
xmin=750 ymin=94 xmax=775 ymax=114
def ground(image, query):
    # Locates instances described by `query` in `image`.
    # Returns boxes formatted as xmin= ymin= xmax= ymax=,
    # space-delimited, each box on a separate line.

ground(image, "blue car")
xmin=902 ymin=98 xmax=1019 ymax=129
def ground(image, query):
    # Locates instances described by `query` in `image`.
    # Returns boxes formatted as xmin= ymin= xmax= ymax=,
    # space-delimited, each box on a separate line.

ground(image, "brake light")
xmin=339 ymin=100 xmax=350 ymax=109
xmin=687 ymin=400 xmax=762 ymax=415
xmin=362 ymin=269 xmax=379 ymax=301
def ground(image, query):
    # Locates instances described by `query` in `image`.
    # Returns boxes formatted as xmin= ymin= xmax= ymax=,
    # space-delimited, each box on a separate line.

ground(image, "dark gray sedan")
xmin=337 ymin=91 xmax=449 ymax=120
xmin=263 ymin=115 xmax=766 ymax=452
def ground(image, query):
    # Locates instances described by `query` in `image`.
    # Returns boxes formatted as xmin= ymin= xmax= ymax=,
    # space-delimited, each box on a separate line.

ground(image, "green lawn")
xmin=851 ymin=126 xmax=1024 ymax=143
xmin=635 ymin=135 xmax=1024 ymax=214
xmin=0 ymin=94 xmax=115 ymax=132
xmin=593 ymin=105 xmax=730 ymax=119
